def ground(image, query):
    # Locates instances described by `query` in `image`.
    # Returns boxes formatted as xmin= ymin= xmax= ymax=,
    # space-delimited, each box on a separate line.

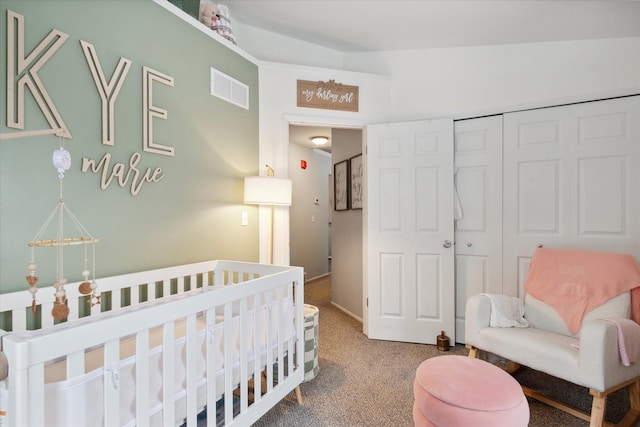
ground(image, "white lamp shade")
xmin=244 ymin=176 xmax=292 ymax=206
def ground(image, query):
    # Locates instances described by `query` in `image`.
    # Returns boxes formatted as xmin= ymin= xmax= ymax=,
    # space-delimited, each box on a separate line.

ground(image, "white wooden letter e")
xmin=143 ymin=66 xmax=175 ymax=157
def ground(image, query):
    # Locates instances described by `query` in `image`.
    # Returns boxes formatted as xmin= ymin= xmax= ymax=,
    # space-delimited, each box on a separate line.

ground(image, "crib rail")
xmin=1 ymin=261 xmax=304 ymax=426
xmin=0 ymin=260 xmax=296 ymax=333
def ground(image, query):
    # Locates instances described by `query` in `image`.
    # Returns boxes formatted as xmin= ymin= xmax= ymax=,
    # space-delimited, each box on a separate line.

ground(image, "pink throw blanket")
xmin=525 ymin=248 xmax=640 ymax=334
xmin=600 ymin=318 xmax=640 ymax=366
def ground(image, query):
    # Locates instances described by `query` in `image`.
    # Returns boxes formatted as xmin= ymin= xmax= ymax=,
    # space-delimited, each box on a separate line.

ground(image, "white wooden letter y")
xmin=80 ymin=40 xmax=132 ymax=146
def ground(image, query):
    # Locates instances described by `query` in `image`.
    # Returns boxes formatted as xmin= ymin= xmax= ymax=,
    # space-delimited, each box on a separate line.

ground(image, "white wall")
xmin=257 ymin=61 xmax=391 ymax=266
xmin=331 ymin=128 xmax=364 ymax=319
xmin=289 ymin=142 xmax=331 ymax=280
xmin=343 ymin=37 xmax=640 ymax=120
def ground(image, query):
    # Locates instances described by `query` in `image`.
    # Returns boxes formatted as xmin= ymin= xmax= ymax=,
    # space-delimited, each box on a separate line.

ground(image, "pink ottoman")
xmin=413 ymin=355 xmax=529 ymax=427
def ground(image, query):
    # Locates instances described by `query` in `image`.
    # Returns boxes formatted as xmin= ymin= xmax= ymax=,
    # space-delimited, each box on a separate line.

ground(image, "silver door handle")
xmin=443 ymin=240 xmax=452 ymax=248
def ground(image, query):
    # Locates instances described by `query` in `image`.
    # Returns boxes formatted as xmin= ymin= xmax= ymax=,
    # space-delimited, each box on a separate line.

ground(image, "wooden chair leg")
xmin=589 ymin=378 xmax=640 ymax=427
xmin=613 ymin=379 xmax=640 ymax=427
xmin=589 ymin=391 xmax=607 ymax=427
xmin=466 ymin=344 xmax=478 ymax=358
xmin=294 ymin=385 xmax=303 ymax=404
xmin=630 ymin=379 xmax=640 ymax=412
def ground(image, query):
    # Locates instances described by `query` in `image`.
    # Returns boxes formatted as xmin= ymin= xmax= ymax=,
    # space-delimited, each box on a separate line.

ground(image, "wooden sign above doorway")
xmin=297 ymin=79 xmax=359 ymax=112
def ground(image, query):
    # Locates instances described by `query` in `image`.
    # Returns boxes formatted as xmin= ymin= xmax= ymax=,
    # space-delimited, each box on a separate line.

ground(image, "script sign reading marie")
xmin=297 ymin=80 xmax=359 ymax=112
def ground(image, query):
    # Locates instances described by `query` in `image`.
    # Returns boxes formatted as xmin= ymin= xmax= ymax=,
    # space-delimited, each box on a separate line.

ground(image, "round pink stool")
xmin=413 ymin=355 xmax=529 ymax=427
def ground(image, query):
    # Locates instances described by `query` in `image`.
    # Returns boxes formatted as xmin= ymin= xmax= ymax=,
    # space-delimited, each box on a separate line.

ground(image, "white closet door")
xmin=453 ymin=115 xmax=503 ymax=343
xmin=503 ymin=96 xmax=640 ymax=297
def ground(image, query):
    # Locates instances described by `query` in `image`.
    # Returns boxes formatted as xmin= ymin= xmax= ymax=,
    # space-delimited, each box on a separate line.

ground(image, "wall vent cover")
xmin=210 ymin=68 xmax=249 ymax=109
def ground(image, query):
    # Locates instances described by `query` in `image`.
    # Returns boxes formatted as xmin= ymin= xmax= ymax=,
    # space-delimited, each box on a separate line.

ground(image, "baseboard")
xmin=331 ymin=301 xmax=363 ymax=323
xmin=304 ymin=272 xmax=331 ymax=283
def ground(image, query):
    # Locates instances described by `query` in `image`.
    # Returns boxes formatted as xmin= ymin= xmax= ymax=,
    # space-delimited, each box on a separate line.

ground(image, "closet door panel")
xmin=503 ymin=96 xmax=640 ymax=298
xmin=573 ymin=97 xmax=639 ymax=253
xmin=517 ymin=160 xmax=561 ymax=234
xmin=578 ymin=156 xmax=626 ymax=235
xmin=453 ymin=115 xmax=502 ymax=343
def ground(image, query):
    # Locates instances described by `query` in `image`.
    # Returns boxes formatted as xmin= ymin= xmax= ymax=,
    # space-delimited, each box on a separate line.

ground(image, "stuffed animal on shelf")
xmin=198 ymin=1 xmax=237 ymax=45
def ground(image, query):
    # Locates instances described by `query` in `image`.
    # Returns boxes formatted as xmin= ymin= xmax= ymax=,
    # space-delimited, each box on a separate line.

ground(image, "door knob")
xmin=467 ymin=242 xmax=473 ymax=247
xmin=443 ymin=240 xmax=452 ymax=248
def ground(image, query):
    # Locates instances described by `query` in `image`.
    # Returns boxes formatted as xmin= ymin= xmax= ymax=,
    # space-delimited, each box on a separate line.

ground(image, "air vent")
xmin=210 ymin=68 xmax=249 ymax=109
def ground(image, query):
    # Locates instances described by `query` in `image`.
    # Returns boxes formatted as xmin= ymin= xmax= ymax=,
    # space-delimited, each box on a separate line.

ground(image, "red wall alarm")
xmin=300 ymin=160 xmax=307 ymax=169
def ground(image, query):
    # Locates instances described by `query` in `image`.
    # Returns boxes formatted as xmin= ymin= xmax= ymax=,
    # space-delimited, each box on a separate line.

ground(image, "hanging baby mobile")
xmin=27 ymin=138 xmax=100 ymax=320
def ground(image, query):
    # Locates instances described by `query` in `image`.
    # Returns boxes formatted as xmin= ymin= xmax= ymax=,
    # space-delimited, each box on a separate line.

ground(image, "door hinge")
xmin=366 ymin=297 xmax=369 ymax=307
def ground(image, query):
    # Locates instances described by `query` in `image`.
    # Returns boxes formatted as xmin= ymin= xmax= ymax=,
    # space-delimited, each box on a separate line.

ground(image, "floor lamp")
xmin=244 ymin=166 xmax=292 ymax=264
xmin=244 ymin=167 xmax=301 ymax=402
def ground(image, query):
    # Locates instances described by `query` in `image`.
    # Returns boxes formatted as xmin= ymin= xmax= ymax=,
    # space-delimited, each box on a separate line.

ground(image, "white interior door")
xmin=503 ymin=96 xmax=640 ymax=297
xmin=365 ymin=119 xmax=455 ymax=344
xmin=453 ymin=115 xmax=503 ymax=343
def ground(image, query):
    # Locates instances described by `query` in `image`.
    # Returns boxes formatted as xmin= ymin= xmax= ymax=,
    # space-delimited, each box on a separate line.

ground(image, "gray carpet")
xmin=202 ymin=275 xmax=635 ymax=426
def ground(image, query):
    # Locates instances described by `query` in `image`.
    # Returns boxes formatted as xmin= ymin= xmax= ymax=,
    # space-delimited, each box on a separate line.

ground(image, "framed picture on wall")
xmin=334 ymin=160 xmax=349 ymax=211
xmin=349 ymin=154 xmax=363 ymax=209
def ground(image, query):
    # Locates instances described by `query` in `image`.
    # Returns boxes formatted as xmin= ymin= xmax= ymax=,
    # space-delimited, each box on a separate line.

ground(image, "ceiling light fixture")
xmin=311 ymin=136 xmax=329 ymax=146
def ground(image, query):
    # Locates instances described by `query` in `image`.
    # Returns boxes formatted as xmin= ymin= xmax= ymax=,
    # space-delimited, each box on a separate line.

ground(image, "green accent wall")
xmin=0 ymin=1 xmax=259 ymax=293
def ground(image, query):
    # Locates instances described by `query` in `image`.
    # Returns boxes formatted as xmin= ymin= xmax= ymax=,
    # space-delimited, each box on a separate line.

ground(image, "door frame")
xmin=282 ymin=114 xmax=368 ymax=330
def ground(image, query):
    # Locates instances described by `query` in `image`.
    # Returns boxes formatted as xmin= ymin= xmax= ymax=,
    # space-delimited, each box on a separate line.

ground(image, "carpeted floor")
xmin=204 ymin=275 xmax=634 ymax=426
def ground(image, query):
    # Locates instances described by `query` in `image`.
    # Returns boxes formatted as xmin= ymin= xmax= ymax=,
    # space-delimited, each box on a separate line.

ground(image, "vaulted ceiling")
xmin=227 ymin=1 xmax=640 ymax=151
xmin=227 ymin=1 xmax=640 ymax=52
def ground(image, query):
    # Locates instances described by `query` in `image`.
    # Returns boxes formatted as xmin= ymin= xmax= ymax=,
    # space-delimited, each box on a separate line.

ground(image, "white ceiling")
xmin=227 ymin=1 xmax=640 ymax=52
xmin=232 ymin=1 xmax=640 ymax=152
xmin=289 ymin=125 xmax=332 ymax=152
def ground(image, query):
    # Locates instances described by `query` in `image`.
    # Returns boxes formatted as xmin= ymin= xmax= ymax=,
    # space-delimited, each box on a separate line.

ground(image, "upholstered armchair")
xmin=465 ymin=249 xmax=640 ymax=427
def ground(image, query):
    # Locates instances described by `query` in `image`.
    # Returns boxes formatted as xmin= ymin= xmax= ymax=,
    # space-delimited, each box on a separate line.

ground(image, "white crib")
xmin=0 ymin=260 xmax=305 ymax=426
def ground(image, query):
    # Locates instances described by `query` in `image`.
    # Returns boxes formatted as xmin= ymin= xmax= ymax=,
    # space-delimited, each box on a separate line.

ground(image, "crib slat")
xmin=185 ymin=314 xmax=197 ymax=426
xmin=239 ymin=297 xmax=249 ymax=412
xmin=205 ymin=308 xmax=217 ymax=427
xmin=135 ymin=329 xmax=150 ymax=426
xmin=286 ymin=284 xmax=295 ymax=381
xmin=177 ymin=276 xmax=185 ymax=293
xmin=131 ymin=284 xmax=140 ymax=306
xmin=41 ymin=302 xmax=54 ymax=328
xmin=265 ymin=289 xmax=274 ymax=394
xmin=275 ymin=286 xmax=284 ymax=387
xmin=223 ymin=302 xmax=234 ymax=423
xmin=11 ymin=308 xmax=26 ymax=332
xmin=252 ymin=292 xmax=262 ymax=404
xmin=103 ymin=339 xmax=120 ymax=426
xmin=28 ymin=363 xmax=45 ymax=426
xmin=67 ymin=298 xmax=79 ymax=322
xmin=162 ymin=321 xmax=176 ymax=426
xmin=112 ymin=286 xmax=122 ymax=309
xmin=162 ymin=279 xmax=170 ymax=297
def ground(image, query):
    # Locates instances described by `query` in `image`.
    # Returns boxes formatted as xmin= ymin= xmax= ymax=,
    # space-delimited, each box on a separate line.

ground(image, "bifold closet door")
xmin=453 ymin=115 xmax=503 ymax=343
xmin=503 ymin=96 xmax=640 ymax=298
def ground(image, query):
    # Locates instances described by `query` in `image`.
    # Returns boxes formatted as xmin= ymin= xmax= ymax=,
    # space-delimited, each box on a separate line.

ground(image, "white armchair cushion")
xmin=524 ymin=292 xmax=631 ymax=338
